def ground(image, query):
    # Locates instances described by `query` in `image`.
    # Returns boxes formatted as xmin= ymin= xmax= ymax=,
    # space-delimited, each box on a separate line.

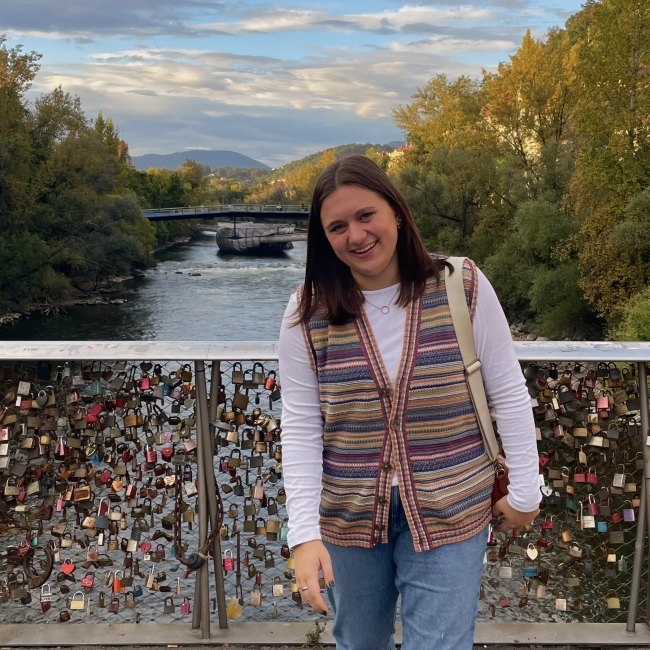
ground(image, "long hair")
xmin=295 ymin=154 xmax=447 ymax=325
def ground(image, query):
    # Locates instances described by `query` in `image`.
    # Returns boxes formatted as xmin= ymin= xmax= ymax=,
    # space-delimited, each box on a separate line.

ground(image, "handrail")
xmin=1 ymin=340 xmax=650 ymax=361
xmin=141 ymin=204 xmax=310 ymax=216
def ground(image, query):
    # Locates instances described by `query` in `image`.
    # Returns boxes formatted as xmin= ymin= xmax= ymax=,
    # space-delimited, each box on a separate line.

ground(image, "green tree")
xmin=571 ymin=0 xmax=650 ymax=324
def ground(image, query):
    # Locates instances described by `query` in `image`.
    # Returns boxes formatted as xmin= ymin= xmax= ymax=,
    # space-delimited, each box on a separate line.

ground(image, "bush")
xmin=610 ymin=287 xmax=650 ymax=341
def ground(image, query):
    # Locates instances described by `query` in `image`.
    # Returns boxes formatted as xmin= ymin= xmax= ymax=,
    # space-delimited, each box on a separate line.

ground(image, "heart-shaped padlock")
xmin=525 ymin=544 xmax=538 ymax=560
xmin=61 ymin=559 xmax=76 ymax=575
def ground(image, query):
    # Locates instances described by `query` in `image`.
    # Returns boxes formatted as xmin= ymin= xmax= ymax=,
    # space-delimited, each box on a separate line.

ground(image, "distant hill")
xmin=132 ymin=150 xmax=270 ymax=171
xmin=266 ymin=142 xmax=398 ymax=181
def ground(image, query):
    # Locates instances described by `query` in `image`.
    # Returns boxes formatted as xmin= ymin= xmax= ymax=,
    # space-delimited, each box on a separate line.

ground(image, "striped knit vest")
xmin=300 ymin=259 xmax=494 ymax=551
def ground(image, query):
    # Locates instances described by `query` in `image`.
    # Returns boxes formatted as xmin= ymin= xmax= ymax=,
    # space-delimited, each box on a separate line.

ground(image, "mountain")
xmin=131 ymin=150 xmax=270 ymax=172
xmin=266 ymin=142 xmax=399 ymax=180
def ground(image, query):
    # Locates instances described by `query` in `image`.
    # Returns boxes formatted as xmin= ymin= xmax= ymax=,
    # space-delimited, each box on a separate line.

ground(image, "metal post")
xmin=197 ymin=360 xmax=228 ymax=629
xmin=639 ymin=361 xmax=650 ymax=626
xmin=627 ymin=454 xmax=647 ymax=631
xmin=193 ymin=361 xmax=211 ymax=638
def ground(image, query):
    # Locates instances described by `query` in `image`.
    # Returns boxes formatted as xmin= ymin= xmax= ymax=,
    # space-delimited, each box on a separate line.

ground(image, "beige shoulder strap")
xmin=445 ymin=257 xmax=499 ymax=462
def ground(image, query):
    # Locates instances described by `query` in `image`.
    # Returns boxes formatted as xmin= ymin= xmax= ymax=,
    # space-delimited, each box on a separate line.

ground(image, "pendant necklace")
xmin=364 ymin=286 xmax=400 ymax=315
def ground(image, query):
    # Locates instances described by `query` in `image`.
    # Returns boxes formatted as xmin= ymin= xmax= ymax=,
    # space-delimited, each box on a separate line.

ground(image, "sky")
xmin=3 ymin=0 xmax=586 ymax=166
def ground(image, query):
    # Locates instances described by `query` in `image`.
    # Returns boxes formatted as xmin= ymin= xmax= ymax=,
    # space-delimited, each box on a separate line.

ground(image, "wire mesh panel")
xmin=0 ymin=354 xmax=647 ymax=627
xmin=0 ymin=359 xmax=202 ymax=624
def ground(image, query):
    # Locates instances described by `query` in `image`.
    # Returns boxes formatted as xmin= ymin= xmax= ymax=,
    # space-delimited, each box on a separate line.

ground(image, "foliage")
xmin=570 ymin=0 xmax=650 ymax=323
xmin=610 ymin=286 xmax=650 ymax=340
xmin=303 ymin=621 xmax=326 ymax=648
xmin=390 ymin=4 xmax=650 ymax=337
xmin=0 ymin=36 xmax=168 ymax=311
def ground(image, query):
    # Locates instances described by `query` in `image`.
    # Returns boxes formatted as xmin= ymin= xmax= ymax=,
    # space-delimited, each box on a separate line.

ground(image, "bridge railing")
xmin=0 ymin=340 xmax=649 ymax=646
xmin=142 ymin=204 xmax=310 ymax=218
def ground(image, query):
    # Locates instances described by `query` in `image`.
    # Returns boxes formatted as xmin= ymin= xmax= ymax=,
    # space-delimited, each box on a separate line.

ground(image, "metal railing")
xmin=0 ymin=340 xmax=649 ymax=645
xmin=142 ymin=205 xmax=310 ymax=221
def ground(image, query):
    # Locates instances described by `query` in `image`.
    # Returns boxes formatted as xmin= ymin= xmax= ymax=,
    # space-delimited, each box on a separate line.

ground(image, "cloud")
xmin=199 ymin=5 xmax=497 ymax=36
xmin=30 ymin=40 xmax=479 ymax=162
xmin=3 ymin=0 xmax=232 ymax=38
xmin=3 ymin=0 xmax=570 ymax=39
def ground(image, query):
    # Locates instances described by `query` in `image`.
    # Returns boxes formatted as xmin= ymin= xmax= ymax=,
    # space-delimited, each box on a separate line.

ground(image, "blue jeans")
xmin=324 ymin=487 xmax=488 ymax=650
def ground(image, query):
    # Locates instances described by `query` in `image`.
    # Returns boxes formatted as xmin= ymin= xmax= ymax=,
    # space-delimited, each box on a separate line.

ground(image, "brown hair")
xmin=296 ymin=154 xmax=447 ymax=325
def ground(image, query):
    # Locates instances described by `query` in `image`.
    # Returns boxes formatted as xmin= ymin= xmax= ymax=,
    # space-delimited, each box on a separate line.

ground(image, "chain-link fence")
xmin=0 ymin=349 xmax=647 ymax=628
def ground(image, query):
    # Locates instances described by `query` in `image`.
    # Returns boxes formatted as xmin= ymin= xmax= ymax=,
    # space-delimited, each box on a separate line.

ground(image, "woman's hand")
xmin=293 ymin=540 xmax=334 ymax=615
xmin=492 ymin=496 xmax=539 ymax=533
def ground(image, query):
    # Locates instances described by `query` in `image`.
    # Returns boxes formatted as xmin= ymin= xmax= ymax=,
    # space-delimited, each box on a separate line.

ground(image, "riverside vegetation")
xmin=0 ymin=36 xmax=208 ymax=316
xmin=2 ymin=0 xmax=650 ymax=341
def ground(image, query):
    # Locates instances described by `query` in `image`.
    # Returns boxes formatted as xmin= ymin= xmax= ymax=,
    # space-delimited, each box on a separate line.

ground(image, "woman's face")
xmin=320 ymin=184 xmax=400 ymax=291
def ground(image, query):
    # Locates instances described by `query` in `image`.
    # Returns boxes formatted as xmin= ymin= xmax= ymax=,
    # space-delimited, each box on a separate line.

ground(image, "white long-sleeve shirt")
xmin=278 ymin=268 xmax=541 ymax=548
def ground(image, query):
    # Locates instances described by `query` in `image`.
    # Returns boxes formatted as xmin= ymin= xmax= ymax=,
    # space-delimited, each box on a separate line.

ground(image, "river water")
xmin=2 ymin=232 xmax=306 ymax=341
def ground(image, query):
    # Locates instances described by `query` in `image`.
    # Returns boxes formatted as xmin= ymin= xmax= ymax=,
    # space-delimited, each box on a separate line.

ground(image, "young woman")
xmin=278 ymin=155 xmax=540 ymax=650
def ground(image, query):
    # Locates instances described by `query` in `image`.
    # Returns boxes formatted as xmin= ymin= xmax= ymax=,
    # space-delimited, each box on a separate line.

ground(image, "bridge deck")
xmin=142 ymin=204 xmax=309 ymax=221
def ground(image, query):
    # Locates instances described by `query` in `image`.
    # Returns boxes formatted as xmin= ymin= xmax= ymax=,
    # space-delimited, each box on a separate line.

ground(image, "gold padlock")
xmin=606 ymin=591 xmax=621 ymax=609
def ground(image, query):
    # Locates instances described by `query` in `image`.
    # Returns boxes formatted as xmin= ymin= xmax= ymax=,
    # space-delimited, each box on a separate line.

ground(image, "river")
xmin=2 ymin=232 xmax=306 ymax=341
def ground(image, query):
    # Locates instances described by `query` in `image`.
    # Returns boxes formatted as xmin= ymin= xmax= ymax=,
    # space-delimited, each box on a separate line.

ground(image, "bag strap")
xmin=445 ymin=257 xmax=499 ymax=463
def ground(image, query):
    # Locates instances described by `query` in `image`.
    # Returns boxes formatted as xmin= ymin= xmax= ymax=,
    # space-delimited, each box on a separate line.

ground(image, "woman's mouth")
xmin=351 ymin=241 xmax=377 ymax=256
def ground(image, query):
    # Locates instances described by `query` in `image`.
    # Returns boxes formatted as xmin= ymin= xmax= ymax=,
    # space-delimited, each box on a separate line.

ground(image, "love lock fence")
xmin=0 ymin=340 xmax=649 ymax=646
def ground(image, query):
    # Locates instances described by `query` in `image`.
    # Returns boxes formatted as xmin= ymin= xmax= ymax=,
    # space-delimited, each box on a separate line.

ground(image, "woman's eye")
xmin=361 ymin=212 xmax=374 ymax=220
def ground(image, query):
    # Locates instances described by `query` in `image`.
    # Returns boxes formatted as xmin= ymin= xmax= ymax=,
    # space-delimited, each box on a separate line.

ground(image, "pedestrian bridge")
xmin=142 ymin=204 xmax=309 ymax=221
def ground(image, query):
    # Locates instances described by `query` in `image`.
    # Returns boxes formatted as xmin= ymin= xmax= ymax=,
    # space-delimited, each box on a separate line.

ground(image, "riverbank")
xmin=0 ymin=236 xmax=193 ymax=330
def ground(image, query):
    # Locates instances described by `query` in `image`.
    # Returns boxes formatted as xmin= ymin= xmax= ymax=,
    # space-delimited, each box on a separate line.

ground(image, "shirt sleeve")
xmin=278 ymin=292 xmax=325 ymax=548
xmin=473 ymin=268 xmax=541 ymax=512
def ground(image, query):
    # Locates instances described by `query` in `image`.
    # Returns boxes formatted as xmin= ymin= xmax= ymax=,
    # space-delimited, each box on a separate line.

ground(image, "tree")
xmin=571 ymin=0 xmax=650 ymax=323
xmin=0 ymin=36 xmax=162 ymax=311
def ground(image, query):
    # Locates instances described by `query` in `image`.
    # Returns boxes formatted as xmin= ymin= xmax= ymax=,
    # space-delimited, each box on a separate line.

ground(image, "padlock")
xmin=555 ymin=590 xmax=567 ymax=611
xmin=250 ymin=584 xmax=262 ymax=607
xmin=606 ymin=591 xmax=621 ymax=609
xmin=180 ymin=597 xmax=192 ymax=615
xmin=272 ymin=576 xmax=284 ymax=597
xmin=612 ymin=465 xmax=625 ymax=488
xmin=498 ymin=559 xmax=512 ymax=579
xmin=145 ymin=444 xmax=157 ymax=464
xmin=223 ymin=549 xmax=235 ymax=572
xmin=623 ymin=500 xmax=635 ymax=522
xmin=69 ymin=591 xmax=86 ymax=611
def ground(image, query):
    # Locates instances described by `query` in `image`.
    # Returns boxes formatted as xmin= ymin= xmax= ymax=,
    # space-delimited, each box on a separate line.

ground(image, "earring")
xmin=396 ymin=219 xmax=402 ymax=229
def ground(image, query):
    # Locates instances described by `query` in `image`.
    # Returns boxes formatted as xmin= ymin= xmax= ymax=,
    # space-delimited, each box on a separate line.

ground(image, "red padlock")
xmin=586 ymin=467 xmax=598 ymax=485
xmin=146 ymin=445 xmax=157 ymax=464
xmin=612 ymin=511 xmax=623 ymax=524
xmin=161 ymin=445 xmax=174 ymax=462
xmin=81 ymin=573 xmax=95 ymax=588
xmin=582 ymin=369 xmax=597 ymax=389
xmin=223 ymin=550 xmax=235 ymax=572
xmin=573 ymin=467 xmax=586 ymax=483
xmin=588 ymin=495 xmax=600 ymax=516
xmin=180 ymin=597 xmax=191 ymax=615
xmin=139 ymin=375 xmax=151 ymax=390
